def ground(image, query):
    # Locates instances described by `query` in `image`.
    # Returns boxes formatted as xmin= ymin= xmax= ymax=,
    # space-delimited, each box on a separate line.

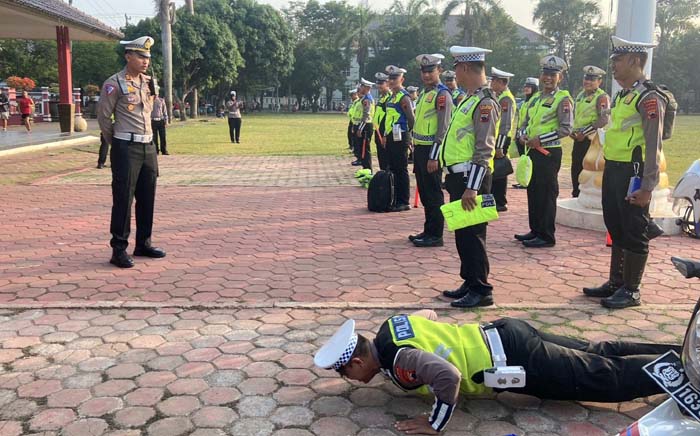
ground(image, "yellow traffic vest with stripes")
xmin=413 ymin=84 xmax=450 ymax=146
xmin=373 ymin=92 xmax=391 ymax=127
xmin=384 ymin=89 xmax=410 ymax=135
xmin=377 ymin=315 xmax=492 ymax=396
xmin=440 ymin=90 xmax=495 ymax=171
xmin=496 ymin=88 xmax=516 ymax=139
xmin=604 ymin=88 xmax=646 ymax=162
xmin=349 ymin=99 xmax=363 ymax=124
xmin=518 ymin=94 xmax=538 ymax=129
xmin=574 ymin=88 xmax=605 ymax=129
xmin=525 ymin=89 xmax=571 ymax=147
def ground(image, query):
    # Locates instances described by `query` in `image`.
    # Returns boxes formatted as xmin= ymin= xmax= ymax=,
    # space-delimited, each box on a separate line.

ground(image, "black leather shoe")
xmin=389 ymin=204 xmax=410 ymax=212
xmin=97 ymin=163 xmax=105 ymax=169
xmin=451 ymin=292 xmax=494 ymax=308
xmin=162 ymin=151 xmax=170 ymax=155
xmin=648 ymin=221 xmax=664 ymax=240
xmin=583 ymin=281 xmax=618 ymax=298
xmin=133 ymin=246 xmax=167 ymax=258
xmin=514 ymin=232 xmax=536 ymax=241
xmin=601 ymin=287 xmax=641 ymax=309
xmin=442 ymin=282 xmax=469 ymax=299
xmin=408 ymin=232 xmax=425 ymax=242
xmin=512 ymin=184 xmax=526 ymax=189
xmin=496 ymin=205 xmax=508 ymax=212
xmin=522 ymin=237 xmax=555 ymax=248
xmin=351 ymin=160 xmax=362 ymax=166
xmin=412 ymin=236 xmax=443 ymax=247
xmin=110 ymin=250 xmax=134 ymax=268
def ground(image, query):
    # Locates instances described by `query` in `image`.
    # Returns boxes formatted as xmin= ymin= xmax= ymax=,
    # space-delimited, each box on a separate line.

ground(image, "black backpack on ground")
xmin=367 ymin=170 xmax=395 ymax=212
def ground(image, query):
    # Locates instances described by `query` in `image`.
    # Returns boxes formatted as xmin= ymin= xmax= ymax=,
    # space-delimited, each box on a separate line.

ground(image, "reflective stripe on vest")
xmin=604 ymin=89 xmax=645 ymax=162
xmin=413 ymin=84 xmax=449 ymax=145
xmin=384 ymin=89 xmax=410 ymax=135
xmin=573 ymin=88 xmax=605 ymax=129
xmin=372 ymin=92 xmax=391 ymax=126
xmin=386 ymin=315 xmax=492 ymax=396
xmin=525 ymin=89 xmax=571 ymax=147
xmin=349 ymin=99 xmax=362 ymax=123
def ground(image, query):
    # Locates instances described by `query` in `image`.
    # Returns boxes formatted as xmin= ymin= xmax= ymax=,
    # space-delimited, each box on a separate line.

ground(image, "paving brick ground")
xmin=1 ymin=150 xmax=699 ymax=435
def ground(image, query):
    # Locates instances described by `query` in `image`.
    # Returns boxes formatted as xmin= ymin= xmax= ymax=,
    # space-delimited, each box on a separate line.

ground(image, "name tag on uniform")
xmin=390 ymin=315 xmax=415 ymax=340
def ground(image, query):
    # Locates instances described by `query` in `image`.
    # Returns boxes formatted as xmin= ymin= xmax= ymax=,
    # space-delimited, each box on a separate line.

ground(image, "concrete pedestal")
xmin=58 ymin=103 xmax=74 ymax=133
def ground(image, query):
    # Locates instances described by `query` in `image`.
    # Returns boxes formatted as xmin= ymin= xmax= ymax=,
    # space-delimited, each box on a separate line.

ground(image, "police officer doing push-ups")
xmin=314 ymin=310 xmax=680 ymax=435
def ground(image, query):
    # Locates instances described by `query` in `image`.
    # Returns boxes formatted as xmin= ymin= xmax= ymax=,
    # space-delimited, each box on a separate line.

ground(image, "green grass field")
xmin=167 ymin=113 xmax=699 ymax=184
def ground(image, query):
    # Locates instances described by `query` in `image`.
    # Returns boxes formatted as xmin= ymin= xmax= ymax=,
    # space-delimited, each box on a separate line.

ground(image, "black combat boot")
xmin=601 ymin=250 xmax=647 ymax=309
xmin=583 ymin=246 xmax=624 ymax=297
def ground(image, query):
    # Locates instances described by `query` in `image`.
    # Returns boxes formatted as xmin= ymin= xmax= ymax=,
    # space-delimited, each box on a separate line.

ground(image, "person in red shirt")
xmin=18 ymin=91 xmax=35 ymax=133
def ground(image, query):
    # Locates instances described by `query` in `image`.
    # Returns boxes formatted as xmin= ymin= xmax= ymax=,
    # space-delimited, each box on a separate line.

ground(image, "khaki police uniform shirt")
xmin=626 ymin=81 xmax=666 ymax=191
xmin=471 ymin=86 xmax=500 ymax=169
xmin=98 ymin=68 xmax=154 ymax=144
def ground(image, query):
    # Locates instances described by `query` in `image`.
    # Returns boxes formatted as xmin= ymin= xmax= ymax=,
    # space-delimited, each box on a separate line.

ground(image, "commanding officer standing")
xmin=489 ymin=67 xmax=516 ymax=212
xmin=442 ymin=70 xmax=465 ymax=108
xmin=583 ymin=37 xmax=666 ymax=309
xmin=515 ymin=56 xmax=573 ymax=248
xmin=98 ymin=36 xmax=166 ymax=268
xmin=570 ymin=66 xmax=610 ymax=197
xmin=439 ymin=46 xmax=499 ymax=308
xmin=354 ymin=78 xmax=375 ymax=171
xmin=314 ymin=311 xmax=680 ymax=435
xmin=409 ymin=54 xmax=452 ymax=248
xmin=373 ymin=73 xmax=391 ymax=171
xmin=383 ymin=65 xmax=415 ymax=212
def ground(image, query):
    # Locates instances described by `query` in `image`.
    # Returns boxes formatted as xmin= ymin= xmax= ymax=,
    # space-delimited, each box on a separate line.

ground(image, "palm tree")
xmin=154 ymin=0 xmax=174 ymax=121
xmin=390 ymin=0 xmax=436 ymax=27
xmin=184 ymin=0 xmax=197 ymax=119
xmin=439 ymin=0 xmax=496 ymax=46
xmin=342 ymin=5 xmax=379 ymax=80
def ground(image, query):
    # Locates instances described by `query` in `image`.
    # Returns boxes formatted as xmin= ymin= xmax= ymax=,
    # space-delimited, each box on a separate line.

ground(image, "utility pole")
xmin=158 ymin=0 xmax=175 ymax=123
xmin=185 ymin=0 xmax=197 ymax=119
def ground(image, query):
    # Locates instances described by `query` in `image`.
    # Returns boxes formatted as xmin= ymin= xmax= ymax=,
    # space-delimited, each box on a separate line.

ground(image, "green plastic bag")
xmin=516 ymin=151 xmax=533 ymax=187
xmin=440 ymin=194 xmax=499 ymax=231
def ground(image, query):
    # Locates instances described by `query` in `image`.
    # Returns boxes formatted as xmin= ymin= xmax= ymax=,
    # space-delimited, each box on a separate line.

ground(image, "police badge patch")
xmin=105 ymin=84 xmax=115 ymax=96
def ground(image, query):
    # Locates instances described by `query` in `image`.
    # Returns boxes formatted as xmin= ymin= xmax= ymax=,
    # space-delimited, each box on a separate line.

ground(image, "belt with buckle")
xmin=113 ymin=132 xmax=153 ymax=143
xmin=445 ymin=162 xmax=471 ymax=174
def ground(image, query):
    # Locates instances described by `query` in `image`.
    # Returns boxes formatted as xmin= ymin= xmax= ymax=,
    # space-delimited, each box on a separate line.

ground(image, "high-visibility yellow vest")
xmin=574 ymin=88 xmax=606 ymax=129
xmin=384 ymin=89 xmax=410 ymax=135
xmin=377 ymin=314 xmax=492 ymax=396
xmin=373 ymin=92 xmax=391 ymax=126
xmin=496 ymin=88 xmax=516 ymax=139
xmin=413 ymin=84 xmax=449 ymax=146
xmin=604 ymin=88 xmax=645 ymax=162
xmin=348 ymin=99 xmax=361 ymax=123
xmin=525 ymin=89 xmax=571 ymax=147
xmin=440 ymin=90 xmax=495 ymax=171
xmin=518 ymin=93 xmax=539 ymax=129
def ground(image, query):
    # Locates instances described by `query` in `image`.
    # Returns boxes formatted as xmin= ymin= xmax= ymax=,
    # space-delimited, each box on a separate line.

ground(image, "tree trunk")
xmin=159 ymin=0 xmax=174 ymax=123
xmin=185 ymin=0 xmax=198 ymax=119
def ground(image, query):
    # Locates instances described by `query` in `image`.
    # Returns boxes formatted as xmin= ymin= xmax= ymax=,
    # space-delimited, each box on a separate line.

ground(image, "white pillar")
xmin=613 ymin=0 xmax=656 ymax=94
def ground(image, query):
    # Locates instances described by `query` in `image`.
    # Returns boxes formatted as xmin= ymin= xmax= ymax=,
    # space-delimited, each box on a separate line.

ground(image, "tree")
xmin=656 ymin=0 xmax=700 ymax=56
xmin=155 ymin=0 xmax=175 ymax=120
xmin=72 ymin=42 xmax=120 ymax=89
xmin=533 ymin=0 xmax=600 ymax=65
xmin=0 ymin=40 xmax=57 ymax=86
xmin=440 ymin=0 xmax=496 ymax=47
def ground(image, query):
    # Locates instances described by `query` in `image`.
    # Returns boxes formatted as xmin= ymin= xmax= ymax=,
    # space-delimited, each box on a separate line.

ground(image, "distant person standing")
xmin=97 ymin=36 xmax=166 ymax=269
xmin=227 ymin=91 xmax=243 ymax=143
xmin=151 ymin=88 xmax=169 ymax=155
xmin=0 ymin=90 xmax=9 ymax=131
xmin=18 ymin=90 xmax=34 ymax=133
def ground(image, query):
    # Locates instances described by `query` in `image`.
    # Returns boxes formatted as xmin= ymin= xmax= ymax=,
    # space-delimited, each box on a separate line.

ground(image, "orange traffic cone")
xmin=413 ymin=187 xmax=420 ymax=208
xmin=605 ymin=231 xmax=612 ymax=247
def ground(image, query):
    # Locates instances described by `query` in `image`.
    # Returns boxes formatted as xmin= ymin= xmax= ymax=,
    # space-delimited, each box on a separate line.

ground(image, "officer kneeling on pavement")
xmin=97 ymin=36 xmax=166 ymax=268
xmin=315 ymin=310 xmax=680 ymax=435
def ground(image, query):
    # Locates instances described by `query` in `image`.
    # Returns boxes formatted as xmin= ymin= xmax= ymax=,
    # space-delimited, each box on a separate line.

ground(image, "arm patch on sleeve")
xmin=437 ymin=95 xmax=447 ymax=111
xmin=479 ymin=105 xmax=492 ymax=123
xmin=562 ymin=100 xmax=571 ymax=113
xmin=395 ymin=366 xmax=418 ymax=384
xmin=105 ymin=84 xmax=115 ymax=95
xmin=643 ymin=98 xmax=658 ymax=119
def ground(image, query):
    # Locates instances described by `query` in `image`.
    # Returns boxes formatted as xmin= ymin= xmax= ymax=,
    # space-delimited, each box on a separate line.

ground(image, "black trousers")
xmin=602 ymin=160 xmax=650 ymax=254
xmin=445 ymin=172 xmax=493 ymax=296
xmin=493 ymin=318 xmax=680 ymax=402
xmin=375 ymin=131 xmax=388 ymax=171
xmin=386 ymin=134 xmax=410 ymax=206
xmin=152 ymin=120 xmax=167 ymax=154
xmin=526 ymin=147 xmax=562 ymax=244
xmin=98 ymin=133 xmax=109 ymax=166
xmin=413 ymin=146 xmax=444 ymax=238
xmin=571 ymin=138 xmax=591 ymax=197
xmin=228 ymin=117 xmax=242 ymax=143
xmin=347 ymin=122 xmax=353 ymax=149
xmin=515 ymin=138 xmax=525 ymax=157
xmin=491 ymin=175 xmax=508 ymax=207
xmin=352 ymin=123 xmax=373 ymax=170
xmin=110 ymin=138 xmax=158 ymax=252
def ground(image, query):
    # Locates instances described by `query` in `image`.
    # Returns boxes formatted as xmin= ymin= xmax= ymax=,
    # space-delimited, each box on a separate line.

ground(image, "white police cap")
xmin=385 ymin=65 xmax=407 ymax=77
xmin=230 ymin=90 xmax=237 ymax=96
xmin=406 ymin=86 xmax=419 ymax=93
xmin=348 ymin=88 xmax=358 ymax=95
xmin=491 ymin=67 xmax=514 ymax=79
xmin=583 ymin=65 xmax=606 ymax=77
xmin=313 ymin=319 xmax=358 ymax=370
xmin=525 ymin=77 xmax=539 ymax=86
xmin=610 ymin=36 xmax=657 ymax=58
xmin=374 ymin=72 xmax=389 ymax=83
xmin=450 ymin=46 xmax=492 ymax=63
xmin=416 ymin=53 xmax=444 ymax=70
xmin=441 ymin=70 xmax=457 ymax=80
xmin=540 ymin=55 xmax=567 ymax=72
xmin=120 ymin=36 xmax=154 ymax=57
xmin=359 ymin=78 xmax=375 ymax=87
